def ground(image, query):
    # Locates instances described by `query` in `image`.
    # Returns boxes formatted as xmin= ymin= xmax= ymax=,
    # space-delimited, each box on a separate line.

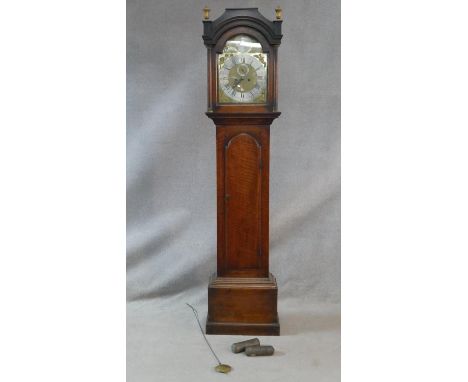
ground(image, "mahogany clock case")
xmin=202 ymin=8 xmax=284 ymax=336
xmin=127 ymin=1 xmax=340 ymax=329
xmin=127 ymin=1 xmax=340 ymax=377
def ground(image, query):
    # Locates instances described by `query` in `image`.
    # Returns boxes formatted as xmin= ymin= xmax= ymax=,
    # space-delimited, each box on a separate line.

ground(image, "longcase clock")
xmin=202 ymin=7 xmax=283 ymax=336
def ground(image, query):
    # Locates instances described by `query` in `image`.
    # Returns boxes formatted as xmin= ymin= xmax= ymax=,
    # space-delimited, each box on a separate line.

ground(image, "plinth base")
xmin=206 ymin=273 xmax=280 ymax=336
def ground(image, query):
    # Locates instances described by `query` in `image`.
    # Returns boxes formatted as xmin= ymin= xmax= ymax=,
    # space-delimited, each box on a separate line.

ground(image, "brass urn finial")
xmin=203 ymin=6 xmax=210 ymax=20
xmin=275 ymin=6 xmax=282 ymax=20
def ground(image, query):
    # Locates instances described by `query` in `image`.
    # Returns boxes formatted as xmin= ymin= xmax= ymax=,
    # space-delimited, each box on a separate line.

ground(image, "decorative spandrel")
xmin=217 ymin=35 xmax=268 ymax=104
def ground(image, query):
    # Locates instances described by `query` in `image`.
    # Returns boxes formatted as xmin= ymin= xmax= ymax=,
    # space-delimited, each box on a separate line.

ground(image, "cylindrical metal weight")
xmin=231 ymin=338 xmax=260 ymax=353
xmin=245 ymin=345 xmax=275 ymax=356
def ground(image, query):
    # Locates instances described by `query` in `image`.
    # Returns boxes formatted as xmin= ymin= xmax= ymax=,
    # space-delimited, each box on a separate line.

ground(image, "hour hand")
xmin=232 ymin=77 xmax=242 ymax=87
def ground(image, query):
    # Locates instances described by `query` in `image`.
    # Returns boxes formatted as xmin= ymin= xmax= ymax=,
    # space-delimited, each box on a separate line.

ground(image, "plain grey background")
xmin=127 ymin=1 xmax=340 ymax=380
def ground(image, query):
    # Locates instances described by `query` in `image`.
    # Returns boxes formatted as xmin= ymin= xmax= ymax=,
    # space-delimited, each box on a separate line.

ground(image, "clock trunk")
xmin=203 ymin=8 xmax=283 ymax=336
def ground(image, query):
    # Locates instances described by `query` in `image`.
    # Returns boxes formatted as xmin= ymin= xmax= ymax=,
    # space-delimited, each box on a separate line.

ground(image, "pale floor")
xmin=127 ymin=295 xmax=340 ymax=382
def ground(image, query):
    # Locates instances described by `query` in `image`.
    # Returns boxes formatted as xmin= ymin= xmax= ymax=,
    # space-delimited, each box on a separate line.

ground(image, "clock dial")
xmin=219 ymin=54 xmax=267 ymax=103
xmin=217 ymin=35 xmax=268 ymax=104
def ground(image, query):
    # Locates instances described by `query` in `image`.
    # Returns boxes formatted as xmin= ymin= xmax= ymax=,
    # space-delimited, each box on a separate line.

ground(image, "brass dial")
xmin=217 ymin=35 xmax=268 ymax=104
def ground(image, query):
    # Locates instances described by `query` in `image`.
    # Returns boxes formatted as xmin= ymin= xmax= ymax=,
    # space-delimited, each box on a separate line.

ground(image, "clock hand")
xmin=232 ymin=77 xmax=244 ymax=87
